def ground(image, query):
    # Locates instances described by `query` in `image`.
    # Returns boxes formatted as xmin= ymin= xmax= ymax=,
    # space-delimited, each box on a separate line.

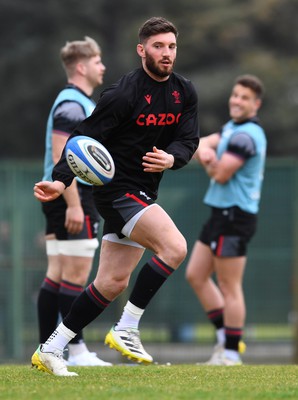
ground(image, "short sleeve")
xmin=227 ymin=132 xmax=256 ymax=159
xmin=53 ymin=101 xmax=86 ymax=135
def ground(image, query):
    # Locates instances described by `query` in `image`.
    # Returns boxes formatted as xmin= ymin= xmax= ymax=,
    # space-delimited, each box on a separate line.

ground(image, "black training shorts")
xmin=199 ymin=206 xmax=257 ymax=257
xmin=94 ymin=190 xmax=155 ymax=238
xmin=42 ymin=182 xmax=100 ymax=240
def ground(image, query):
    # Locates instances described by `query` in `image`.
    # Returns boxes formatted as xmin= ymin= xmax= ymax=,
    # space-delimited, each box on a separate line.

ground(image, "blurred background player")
xmin=186 ymin=75 xmax=266 ymax=365
xmin=37 ymin=36 xmax=111 ymax=366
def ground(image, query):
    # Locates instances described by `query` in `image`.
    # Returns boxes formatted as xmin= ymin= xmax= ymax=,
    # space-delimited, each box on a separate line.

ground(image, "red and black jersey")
xmin=53 ymin=67 xmax=199 ymax=201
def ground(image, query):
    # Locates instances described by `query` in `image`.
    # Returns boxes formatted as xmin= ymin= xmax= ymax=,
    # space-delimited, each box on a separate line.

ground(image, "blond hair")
xmin=60 ymin=36 xmax=101 ymax=76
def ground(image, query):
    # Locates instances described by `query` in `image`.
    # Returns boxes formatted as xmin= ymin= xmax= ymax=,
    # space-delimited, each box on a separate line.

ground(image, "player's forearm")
xmin=62 ymin=180 xmax=81 ymax=207
xmin=204 ymin=162 xmax=217 ymax=178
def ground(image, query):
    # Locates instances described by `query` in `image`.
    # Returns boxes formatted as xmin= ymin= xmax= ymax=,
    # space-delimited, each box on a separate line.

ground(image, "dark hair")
xmin=235 ymin=74 xmax=265 ymax=99
xmin=138 ymin=17 xmax=178 ymax=43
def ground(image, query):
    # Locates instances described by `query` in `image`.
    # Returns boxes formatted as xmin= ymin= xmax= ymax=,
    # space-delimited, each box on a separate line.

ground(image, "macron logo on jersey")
xmin=144 ymin=94 xmax=152 ymax=104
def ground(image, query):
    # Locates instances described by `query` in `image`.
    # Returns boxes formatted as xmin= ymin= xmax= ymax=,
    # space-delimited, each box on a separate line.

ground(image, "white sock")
xmin=224 ymin=349 xmax=240 ymax=361
xmin=42 ymin=322 xmax=76 ymax=353
xmin=116 ymin=301 xmax=144 ymax=330
xmin=68 ymin=342 xmax=88 ymax=356
xmin=216 ymin=328 xmax=225 ymax=346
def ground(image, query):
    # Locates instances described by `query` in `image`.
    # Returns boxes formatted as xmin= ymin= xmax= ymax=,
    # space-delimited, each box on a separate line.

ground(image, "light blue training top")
xmin=42 ymin=87 xmax=95 ymax=184
xmin=204 ymin=119 xmax=267 ymax=214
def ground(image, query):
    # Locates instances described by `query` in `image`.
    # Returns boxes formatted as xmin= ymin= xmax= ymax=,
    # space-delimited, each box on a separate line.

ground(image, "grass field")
xmin=0 ymin=364 xmax=297 ymax=400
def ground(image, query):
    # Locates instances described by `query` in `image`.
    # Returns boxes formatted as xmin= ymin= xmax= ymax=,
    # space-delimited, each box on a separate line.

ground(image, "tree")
xmin=1 ymin=0 xmax=297 ymax=158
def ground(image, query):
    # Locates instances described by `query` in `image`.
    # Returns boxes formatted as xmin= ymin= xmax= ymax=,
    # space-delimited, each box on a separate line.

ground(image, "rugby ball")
xmin=65 ymin=136 xmax=115 ymax=186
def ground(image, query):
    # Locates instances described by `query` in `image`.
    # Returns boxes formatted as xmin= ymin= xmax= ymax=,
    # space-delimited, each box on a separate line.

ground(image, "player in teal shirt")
xmin=186 ymin=74 xmax=266 ymax=365
xmin=37 ymin=37 xmax=111 ymax=367
xmin=204 ymin=117 xmax=266 ymax=214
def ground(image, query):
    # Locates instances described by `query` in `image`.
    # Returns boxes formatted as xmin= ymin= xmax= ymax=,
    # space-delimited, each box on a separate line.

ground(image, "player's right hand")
xmin=65 ymin=206 xmax=84 ymax=234
xmin=33 ymin=180 xmax=65 ymax=202
xmin=198 ymin=148 xmax=217 ymax=165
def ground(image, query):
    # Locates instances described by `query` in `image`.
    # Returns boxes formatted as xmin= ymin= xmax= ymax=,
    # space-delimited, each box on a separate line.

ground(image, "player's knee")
xmin=185 ymin=267 xmax=194 ymax=284
xmin=175 ymin=240 xmax=187 ymax=265
xmin=62 ymin=259 xmax=93 ymax=284
xmin=165 ymin=237 xmax=187 ymax=268
xmin=96 ymin=275 xmax=129 ymax=299
xmin=217 ymin=278 xmax=230 ymax=298
xmin=112 ymin=279 xmax=129 ymax=297
xmin=63 ymin=268 xmax=90 ymax=286
xmin=185 ymin=269 xmax=205 ymax=292
xmin=185 ymin=265 xmax=199 ymax=287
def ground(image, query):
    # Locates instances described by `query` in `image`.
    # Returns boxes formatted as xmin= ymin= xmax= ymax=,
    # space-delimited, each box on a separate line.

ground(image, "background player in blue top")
xmin=37 ymin=36 xmax=111 ymax=366
xmin=32 ymin=16 xmax=199 ymax=376
xmin=186 ymin=74 xmax=266 ymax=365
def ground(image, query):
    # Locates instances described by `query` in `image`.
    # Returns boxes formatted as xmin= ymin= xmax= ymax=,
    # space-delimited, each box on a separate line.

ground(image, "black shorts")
xmin=199 ymin=206 xmax=257 ymax=257
xmin=94 ymin=190 xmax=155 ymax=238
xmin=42 ymin=183 xmax=100 ymax=240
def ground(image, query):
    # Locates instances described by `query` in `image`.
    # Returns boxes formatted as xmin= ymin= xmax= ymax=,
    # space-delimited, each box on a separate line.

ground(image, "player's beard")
xmin=145 ymin=53 xmax=175 ymax=78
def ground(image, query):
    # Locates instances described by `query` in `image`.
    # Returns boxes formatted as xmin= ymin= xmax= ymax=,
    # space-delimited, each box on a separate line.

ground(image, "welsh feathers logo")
xmin=172 ymin=91 xmax=181 ymax=104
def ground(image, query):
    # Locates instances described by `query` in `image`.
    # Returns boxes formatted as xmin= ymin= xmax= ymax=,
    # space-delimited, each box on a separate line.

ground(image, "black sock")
xmin=207 ymin=308 xmax=224 ymax=330
xmin=129 ymin=255 xmax=174 ymax=309
xmin=225 ymin=327 xmax=243 ymax=351
xmin=59 ymin=280 xmax=84 ymax=344
xmin=63 ymin=283 xmax=110 ymax=333
xmin=37 ymin=277 xmax=60 ymax=343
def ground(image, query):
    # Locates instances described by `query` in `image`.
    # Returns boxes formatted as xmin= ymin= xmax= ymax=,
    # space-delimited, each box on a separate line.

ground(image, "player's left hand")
xmin=142 ymin=146 xmax=174 ymax=172
xmin=33 ymin=180 xmax=65 ymax=202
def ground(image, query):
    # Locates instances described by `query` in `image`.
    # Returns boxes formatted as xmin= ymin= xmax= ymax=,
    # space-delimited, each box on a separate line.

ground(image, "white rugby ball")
xmin=65 ymin=136 xmax=115 ymax=186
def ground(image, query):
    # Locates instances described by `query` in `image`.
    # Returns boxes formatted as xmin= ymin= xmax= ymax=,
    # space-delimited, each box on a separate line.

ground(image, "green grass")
xmin=0 ymin=364 xmax=297 ymax=400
